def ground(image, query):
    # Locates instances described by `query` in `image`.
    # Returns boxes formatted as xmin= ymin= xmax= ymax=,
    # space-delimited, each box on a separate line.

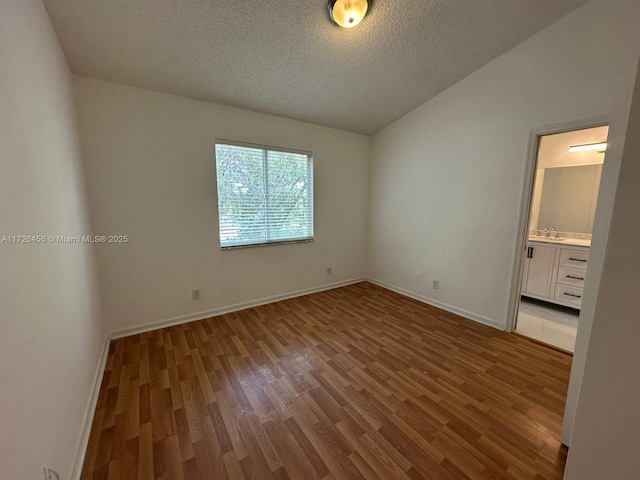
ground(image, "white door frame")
xmin=505 ymin=115 xmax=610 ymax=333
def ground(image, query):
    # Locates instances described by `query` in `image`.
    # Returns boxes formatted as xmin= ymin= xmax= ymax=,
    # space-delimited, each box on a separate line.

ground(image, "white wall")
xmin=564 ymin=55 xmax=640 ymax=480
xmin=367 ymin=0 xmax=640 ymax=446
xmin=74 ymin=77 xmax=370 ymax=335
xmin=0 ymin=1 xmax=106 ymax=479
xmin=368 ymin=0 xmax=640 ymax=328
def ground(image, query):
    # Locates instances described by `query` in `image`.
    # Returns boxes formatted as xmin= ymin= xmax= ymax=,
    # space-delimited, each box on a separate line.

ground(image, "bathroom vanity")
xmin=521 ymin=237 xmax=590 ymax=309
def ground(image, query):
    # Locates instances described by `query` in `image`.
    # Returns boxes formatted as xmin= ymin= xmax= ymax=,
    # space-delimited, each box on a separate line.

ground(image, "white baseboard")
xmin=367 ymin=278 xmax=505 ymax=331
xmin=110 ymin=277 xmax=367 ymax=339
xmin=72 ymin=335 xmax=111 ymax=480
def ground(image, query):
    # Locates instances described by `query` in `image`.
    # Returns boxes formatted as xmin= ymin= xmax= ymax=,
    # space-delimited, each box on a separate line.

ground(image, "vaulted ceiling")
xmin=44 ymin=0 xmax=589 ymax=135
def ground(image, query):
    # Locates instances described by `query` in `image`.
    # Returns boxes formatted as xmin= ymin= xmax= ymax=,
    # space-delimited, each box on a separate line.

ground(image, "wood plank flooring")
xmin=81 ymin=282 xmax=572 ymax=480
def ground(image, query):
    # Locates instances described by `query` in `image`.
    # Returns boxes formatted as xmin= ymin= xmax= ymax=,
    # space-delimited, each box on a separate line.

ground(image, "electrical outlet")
xmin=414 ymin=272 xmax=421 ymax=282
xmin=43 ymin=468 xmax=60 ymax=480
xmin=326 ymin=267 xmax=332 ymax=276
xmin=192 ymin=289 xmax=201 ymax=301
xmin=432 ymin=280 xmax=440 ymax=290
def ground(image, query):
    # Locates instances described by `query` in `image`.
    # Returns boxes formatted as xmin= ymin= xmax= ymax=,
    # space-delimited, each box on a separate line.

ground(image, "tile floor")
xmin=515 ymin=297 xmax=579 ymax=352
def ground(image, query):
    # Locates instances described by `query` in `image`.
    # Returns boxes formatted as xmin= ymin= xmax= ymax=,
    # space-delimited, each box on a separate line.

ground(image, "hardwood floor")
xmin=81 ymin=282 xmax=572 ymax=480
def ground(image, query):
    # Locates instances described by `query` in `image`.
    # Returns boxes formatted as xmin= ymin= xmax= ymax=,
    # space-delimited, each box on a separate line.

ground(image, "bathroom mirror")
xmin=531 ymin=164 xmax=602 ymax=234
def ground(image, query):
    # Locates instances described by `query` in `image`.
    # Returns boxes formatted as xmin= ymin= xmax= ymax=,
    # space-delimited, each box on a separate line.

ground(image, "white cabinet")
xmin=521 ymin=241 xmax=590 ymax=309
xmin=522 ymin=244 xmax=556 ymax=297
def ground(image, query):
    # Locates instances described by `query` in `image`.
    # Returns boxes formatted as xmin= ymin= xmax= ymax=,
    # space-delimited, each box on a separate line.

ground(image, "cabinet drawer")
xmin=559 ymin=249 xmax=589 ymax=270
xmin=557 ymin=267 xmax=587 ymax=288
xmin=554 ymin=285 xmax=584 ymax=307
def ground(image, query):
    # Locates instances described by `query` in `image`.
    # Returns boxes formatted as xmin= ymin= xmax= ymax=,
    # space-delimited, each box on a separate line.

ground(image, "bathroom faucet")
xmin=544 ymin=227 xmax=556 ymax=238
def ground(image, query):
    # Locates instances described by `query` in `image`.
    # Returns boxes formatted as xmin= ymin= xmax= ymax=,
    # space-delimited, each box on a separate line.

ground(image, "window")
xmin=215 ymin=140 xmax=314 ymax=248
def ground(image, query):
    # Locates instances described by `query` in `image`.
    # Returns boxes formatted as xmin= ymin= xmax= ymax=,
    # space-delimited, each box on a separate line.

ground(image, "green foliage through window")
xmin=215 ymin=142 xmax=314 ymax=248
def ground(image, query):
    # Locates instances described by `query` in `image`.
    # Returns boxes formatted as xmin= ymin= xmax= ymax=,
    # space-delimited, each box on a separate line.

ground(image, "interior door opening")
xmin=514 ymin=124 xmax=609 ymax=352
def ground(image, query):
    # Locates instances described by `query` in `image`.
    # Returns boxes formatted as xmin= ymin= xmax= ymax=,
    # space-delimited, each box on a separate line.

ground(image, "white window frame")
xmin=214 ymin=139 xmax=314 ymax=249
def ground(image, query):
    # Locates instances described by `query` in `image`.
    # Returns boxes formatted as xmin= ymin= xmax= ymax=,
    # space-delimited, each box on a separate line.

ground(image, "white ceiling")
xmin=44 ymin=0 xmax=589 ymax=135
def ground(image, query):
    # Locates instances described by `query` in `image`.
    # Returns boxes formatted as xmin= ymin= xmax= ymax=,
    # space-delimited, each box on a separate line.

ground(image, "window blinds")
xmin=215 ymin=141 xmax=314 ymax=248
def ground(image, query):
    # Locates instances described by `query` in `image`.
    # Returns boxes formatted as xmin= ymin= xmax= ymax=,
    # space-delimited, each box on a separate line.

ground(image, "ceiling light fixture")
xmin=568 ymin=142 xmax=608 ymax=153
xmin=328 ymin=0 xmax=369 ymax=28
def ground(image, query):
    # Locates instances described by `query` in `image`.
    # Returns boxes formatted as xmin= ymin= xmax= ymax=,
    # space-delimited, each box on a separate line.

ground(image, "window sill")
xmin=220 ymin=238 xmax=314 ymax=250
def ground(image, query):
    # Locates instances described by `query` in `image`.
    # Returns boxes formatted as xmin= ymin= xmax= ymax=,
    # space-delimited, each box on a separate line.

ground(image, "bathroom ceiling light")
xmin=568 ymin=142 xmax=607 ymax=153
xmin=328 ymin=0 xmax=369 ymax=28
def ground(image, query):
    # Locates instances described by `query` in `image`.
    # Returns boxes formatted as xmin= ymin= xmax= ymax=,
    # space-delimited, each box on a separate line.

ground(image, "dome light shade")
xmin=328 ymin=0 xmax=369 ymax=28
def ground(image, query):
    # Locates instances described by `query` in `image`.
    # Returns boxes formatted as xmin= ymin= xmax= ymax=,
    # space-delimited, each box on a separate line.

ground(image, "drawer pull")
xmin=564 ymin=292 xmax=582 ymax=298
xmin=567 ymin=275 xmax=585 ymax=280
xmin=569 ymin=257 xmax=587 ymax=262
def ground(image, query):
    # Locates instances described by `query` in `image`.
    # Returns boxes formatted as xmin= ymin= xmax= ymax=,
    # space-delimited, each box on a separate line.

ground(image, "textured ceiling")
xmin=44 ymin=0 xmax=590 ymax=135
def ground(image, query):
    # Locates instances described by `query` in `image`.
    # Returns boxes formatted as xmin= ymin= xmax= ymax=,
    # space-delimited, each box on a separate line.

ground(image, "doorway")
xmin=513 ymin=124 xmax=609 ymax=352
